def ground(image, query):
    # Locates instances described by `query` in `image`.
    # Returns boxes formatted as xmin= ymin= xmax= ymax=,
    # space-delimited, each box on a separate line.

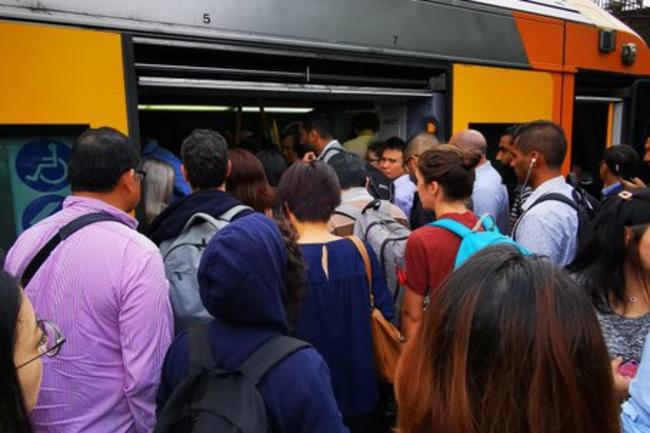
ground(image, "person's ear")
xmin=225 ymin=160 xmax=232 ymax=180
xmin=428 ymin=180 xmax=440 ymax=196
xmin=117 ymin=169 xmax=138 ymax=196
xmin=624 ymin=227 xmax=634 ymax=246
xmin=308 ymin=130 xmax=318 ymax=144
xmin=181 ymin=164 xmax=191 ymax=186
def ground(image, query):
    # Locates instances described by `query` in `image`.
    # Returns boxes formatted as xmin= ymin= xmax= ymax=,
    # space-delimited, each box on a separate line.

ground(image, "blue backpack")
xmin=430 ymin=215 xmax=528 ymax=269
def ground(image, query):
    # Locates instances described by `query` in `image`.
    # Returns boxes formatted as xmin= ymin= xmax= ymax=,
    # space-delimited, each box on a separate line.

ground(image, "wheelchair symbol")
xmin=15 ymin=139 xmax=71 ymax=192
xmin=25 ymin=143 xmax=68 ymax=185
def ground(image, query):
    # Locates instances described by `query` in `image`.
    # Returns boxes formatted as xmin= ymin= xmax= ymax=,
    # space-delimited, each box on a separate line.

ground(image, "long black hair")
xmin=0 ymin=269 xmax=33 ymax=433
xmin=569 ymin=189 xmax=650 ymax=312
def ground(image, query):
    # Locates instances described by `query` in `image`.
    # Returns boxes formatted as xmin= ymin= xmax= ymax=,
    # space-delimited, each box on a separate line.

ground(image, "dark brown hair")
xmin=417 ymin=145 xmax=480 ymax=200
xmin=226 ymin=149 xmax=276 ymax=212
xmin=513 ymin=120 xmax=567 ymax=169
xmin=396 ymin=245 xmax=619 ymax=433
xmin=277 ymin=160 xmax=341 ymax=222
xmin=274 ymin=215 xmax=306 ymax=327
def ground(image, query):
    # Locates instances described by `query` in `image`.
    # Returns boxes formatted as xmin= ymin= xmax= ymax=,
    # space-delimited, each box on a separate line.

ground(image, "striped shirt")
xmin=5 ymin=196 xmax=173 ymax=433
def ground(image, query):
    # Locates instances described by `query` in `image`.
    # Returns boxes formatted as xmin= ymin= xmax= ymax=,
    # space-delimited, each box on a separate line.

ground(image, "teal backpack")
xmin=430 ymin=215 xmax=528 ymax=269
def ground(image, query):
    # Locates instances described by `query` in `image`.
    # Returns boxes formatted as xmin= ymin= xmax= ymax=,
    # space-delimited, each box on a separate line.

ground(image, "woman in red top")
xmin=401 ymin=145 xmax=481 ymax=339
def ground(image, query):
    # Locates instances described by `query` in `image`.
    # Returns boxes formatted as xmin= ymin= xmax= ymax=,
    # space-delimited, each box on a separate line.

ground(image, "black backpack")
xmin=154 ymin=325 xmax=310 ymax=433
xmin=525 ymin=187 xmax=600 ymax=247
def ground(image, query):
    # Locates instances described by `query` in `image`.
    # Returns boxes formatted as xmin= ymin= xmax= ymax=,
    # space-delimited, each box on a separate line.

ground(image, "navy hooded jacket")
xmin=156 ymin=214 xmax=348 ymax=433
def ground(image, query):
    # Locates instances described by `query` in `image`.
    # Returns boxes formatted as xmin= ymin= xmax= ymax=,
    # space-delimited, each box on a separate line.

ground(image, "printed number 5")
xmin=203 ymin=13 xmax=211 ymax=24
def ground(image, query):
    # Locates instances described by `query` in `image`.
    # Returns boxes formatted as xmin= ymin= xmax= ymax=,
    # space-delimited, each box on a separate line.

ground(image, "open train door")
xmin=628 ymin=79 xmax=650 ymax=181
xmin=629 ymin=79 xmax=650 ymax=155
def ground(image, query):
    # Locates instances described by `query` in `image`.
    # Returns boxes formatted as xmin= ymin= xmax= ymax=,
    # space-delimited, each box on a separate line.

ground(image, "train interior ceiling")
xmin=133 ymin=37 xmax=448 ymax=155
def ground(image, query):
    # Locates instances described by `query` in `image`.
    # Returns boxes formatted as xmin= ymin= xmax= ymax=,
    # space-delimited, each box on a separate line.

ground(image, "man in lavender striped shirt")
xmin=5 ymin=127 xmax=173 ymax=433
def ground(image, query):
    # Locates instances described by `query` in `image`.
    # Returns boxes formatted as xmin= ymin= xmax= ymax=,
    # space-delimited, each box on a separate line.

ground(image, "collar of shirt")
xmin=318 ymin=139 xmax=342 ymax=158
xmin=63 ymin=196 xmax=138 ymax=229
xmin=341 ymin=187 xmax=374 ymax=203
xmin=602 ymin=181 xmax=623 ymax=198
xmin=393 ymin=173 xmax=415 ymax=189
xmin=521 ymin=175 xmax=571 ymax=211
xmin=475 ymin=160 xmax=493 ymax=177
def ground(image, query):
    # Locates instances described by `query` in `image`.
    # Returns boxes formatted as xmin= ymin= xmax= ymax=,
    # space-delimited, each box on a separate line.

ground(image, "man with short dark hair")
xmin=301 ymin=112 xmax=345 ymax=163
xmin=343 ymin=112 xmax=380 ymax=158
xmin=5 ymin=127 xmax=173 ymax=433
xmin=380 ymin=137 xmax=415 ymax=217
xmin=493 ymin=125 xmax=519 ymax=203
xmin=450 ymin=129 xmax=509 ymax=233
xmin=147 ymin=129 xmax=254 ymax=245
xmin=327 ymin=152 xmax=407 ymax=236
xmin=510 ymin=120 xmax=579 ymax=266
xmin=147 ymin=129 xmax=254 ymax=330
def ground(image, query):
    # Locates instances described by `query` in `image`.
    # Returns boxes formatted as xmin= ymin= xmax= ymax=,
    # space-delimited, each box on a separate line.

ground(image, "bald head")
xmin=405 ymin=132 xmax=440 ymax=160
xmin=450 ymin=129 xmax=487 ymax=156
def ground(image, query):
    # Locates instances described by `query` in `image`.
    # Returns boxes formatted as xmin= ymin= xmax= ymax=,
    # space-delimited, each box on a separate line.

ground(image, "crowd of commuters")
xmin=3 ymin=111 xmax=650 ymax=433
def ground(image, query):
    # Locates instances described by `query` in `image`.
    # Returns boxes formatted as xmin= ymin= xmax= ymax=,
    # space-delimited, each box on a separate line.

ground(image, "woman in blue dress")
xmin=278 ymin=160 xmax=395 ymax=433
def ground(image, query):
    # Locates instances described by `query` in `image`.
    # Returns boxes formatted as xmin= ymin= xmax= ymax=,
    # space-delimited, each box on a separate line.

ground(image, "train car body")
xmin=0 ymin=0 xmax=649 ymax=247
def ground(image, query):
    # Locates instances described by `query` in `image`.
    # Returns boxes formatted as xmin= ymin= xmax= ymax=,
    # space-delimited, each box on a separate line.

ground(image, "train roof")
xmin=0 ymin=0 xmax=645 ymax=69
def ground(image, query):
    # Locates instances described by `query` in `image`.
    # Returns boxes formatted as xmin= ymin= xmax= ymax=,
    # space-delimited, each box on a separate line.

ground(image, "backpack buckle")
xmin=618 ymin=190 xmax=633 ymax=201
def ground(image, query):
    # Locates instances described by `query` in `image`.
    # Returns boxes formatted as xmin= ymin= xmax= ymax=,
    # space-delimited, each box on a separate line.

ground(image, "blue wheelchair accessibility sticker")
xmin=15 ymin=140 xmax=70 ymax=192
xmin=22 ymin=194 xmax=66 ymax=231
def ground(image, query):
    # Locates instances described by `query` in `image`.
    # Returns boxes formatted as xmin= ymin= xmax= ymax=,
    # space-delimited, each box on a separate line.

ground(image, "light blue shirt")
xmin=318 ymin=140 xmax=345 ymax=163
xmin=393 ymin=174 xmax=416 ymax=218
xmin=513 ymin=176 xmax=579 ymax=267
xmin=622 ymin=331 xmax=650 ymax=433
xmin=472 ymin=161 xmax=510 ymax=234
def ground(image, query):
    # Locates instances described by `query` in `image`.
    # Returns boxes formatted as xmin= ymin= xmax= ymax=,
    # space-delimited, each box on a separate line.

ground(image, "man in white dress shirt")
xmin=380 ymin=137 xmax=415 ymax=217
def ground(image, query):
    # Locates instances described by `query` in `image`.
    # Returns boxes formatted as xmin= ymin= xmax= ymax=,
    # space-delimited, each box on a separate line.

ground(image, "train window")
xmin=0 ymin=125 xmax=86 ymax=251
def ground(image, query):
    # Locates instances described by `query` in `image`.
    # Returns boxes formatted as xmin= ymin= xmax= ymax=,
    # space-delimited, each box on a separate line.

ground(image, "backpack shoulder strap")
xmin=429 ymin=218 xmax=473 ymax=239
xmin=333 ymin=204 xmax=362 ymax=221
xmin=218 ymin=204 xmax=253 ymax=222
xmin=188 ymin=322 xmax=215 ymax=375
xmin=529 ymin=192 xmax=578 ymax=212
xmin=21 ymin=212 xmax=123 ymax=287
xmin=180 ymin=212 xmax=222 ymax=234
xmin=320 ymin=145 xmax=343 ymax=161
xmin=239 ymin=336 xmax=310 ymax=385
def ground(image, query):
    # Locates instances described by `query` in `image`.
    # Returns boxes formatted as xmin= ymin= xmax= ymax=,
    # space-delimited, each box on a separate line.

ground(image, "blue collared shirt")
xmin=393 ymin=174 xmax=416 ymax=218
xmin=622 ymin=331 xmax=650 ymax=433
xmin=602 ymin=181 xmax=624 ymax=201
xmin=472 ymin=161 xmax=510 ymax=234
xmin=513 ymin=176 xmax=579 ymax=267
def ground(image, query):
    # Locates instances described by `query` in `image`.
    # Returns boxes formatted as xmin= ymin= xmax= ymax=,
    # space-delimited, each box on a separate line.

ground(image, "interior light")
xmin=137 ymin=104 xmax=232 ymax=112
xmin=138 ymin=105 xmax=314 ymax=114
xmin=241 ymin=107 xmax=314 ymax=114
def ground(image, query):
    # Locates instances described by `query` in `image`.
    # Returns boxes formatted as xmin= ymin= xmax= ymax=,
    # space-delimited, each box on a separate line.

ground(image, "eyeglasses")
xmin=16 ymin=320 xmax=66 ymax=369
xmin=135 ymin=169 xmax=146 ymax=182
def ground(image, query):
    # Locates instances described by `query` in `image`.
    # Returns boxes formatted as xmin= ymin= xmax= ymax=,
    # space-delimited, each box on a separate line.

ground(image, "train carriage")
xmin=0 ymin=0 xmax=649 ymax=249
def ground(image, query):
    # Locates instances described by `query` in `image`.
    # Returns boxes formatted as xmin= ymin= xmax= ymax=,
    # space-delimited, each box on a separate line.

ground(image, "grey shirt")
xmin=597 ymin=311 xmax=650 ymax=361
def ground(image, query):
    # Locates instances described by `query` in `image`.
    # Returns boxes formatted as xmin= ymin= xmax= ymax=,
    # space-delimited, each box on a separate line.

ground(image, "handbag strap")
xmin=346 ymin=236 xmax=375 ymax=309
xmin=20 ymin=211 xmax=123 ymax=287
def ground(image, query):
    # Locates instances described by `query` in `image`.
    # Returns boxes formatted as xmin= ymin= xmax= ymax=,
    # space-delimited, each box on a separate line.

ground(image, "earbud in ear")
xmin=530 ymin=158 xmax=537 ymax=167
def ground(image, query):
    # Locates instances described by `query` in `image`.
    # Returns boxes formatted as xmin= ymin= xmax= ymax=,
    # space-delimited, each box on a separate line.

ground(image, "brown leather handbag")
xmin=347 ymin=236 xmax=404 ymax=383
